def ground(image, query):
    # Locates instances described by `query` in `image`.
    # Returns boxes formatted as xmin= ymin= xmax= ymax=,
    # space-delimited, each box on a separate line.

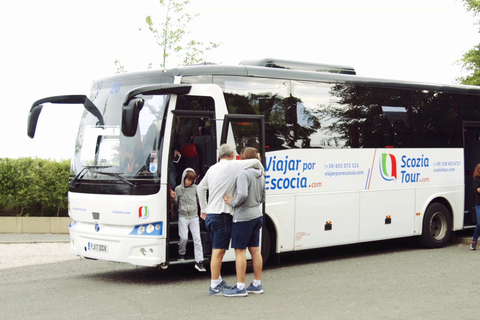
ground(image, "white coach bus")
xmin=27 ymin=58 xmax=480 ymax=268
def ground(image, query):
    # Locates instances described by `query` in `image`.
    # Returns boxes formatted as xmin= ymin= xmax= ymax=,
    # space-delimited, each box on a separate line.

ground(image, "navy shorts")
xmin=231 ymin=216 xmax=263 ymax=249
xmin=205 ymin=213 xmax=232 ymax=250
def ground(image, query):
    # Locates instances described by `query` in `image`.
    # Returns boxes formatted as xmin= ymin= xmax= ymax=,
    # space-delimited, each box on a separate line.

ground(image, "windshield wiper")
xmin=94 ymin=171 xmax=138 ymax=188
xmin=69 ymin=165 xmax=112 ymax=188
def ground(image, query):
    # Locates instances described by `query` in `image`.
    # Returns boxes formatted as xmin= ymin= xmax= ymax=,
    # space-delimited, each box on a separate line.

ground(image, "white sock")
xmin=237 ymin=282 xmax=245 ymax=290
xmin=211 ymin=278 xmax=221 ymax=288
xmin=253 ymin=279 xmax=261 ymax=287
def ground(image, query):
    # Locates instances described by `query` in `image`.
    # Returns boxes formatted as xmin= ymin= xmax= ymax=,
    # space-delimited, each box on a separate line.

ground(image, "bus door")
xmin=220 ymin=114 xmax=270 ymax=260
xmin=166 ymin=109 xmax=217 ymax=264
xmin=220 ymin=114 xmax=266 ymax=161
xmin=463 ymin=122 xmax=480 ymax=226
xmin=169 ymin=110 xmax=216 ymax=188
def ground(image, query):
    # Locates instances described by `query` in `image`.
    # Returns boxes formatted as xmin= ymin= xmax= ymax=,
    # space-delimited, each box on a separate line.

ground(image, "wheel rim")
xmin=429 ymin=211 xmax=447 ymax=241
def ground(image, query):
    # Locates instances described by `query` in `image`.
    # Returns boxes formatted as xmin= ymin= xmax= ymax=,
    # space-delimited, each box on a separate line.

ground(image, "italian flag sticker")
xmin=139 ymin=206 xmax=149 ymax=219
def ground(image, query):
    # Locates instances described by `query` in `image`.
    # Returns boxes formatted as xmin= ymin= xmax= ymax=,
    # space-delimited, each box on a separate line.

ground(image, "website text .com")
xmin=324 ymin=170 xmax=365 ymax=177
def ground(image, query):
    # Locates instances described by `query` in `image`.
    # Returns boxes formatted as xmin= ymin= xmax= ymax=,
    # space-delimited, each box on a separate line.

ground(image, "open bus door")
xmin=166 ymin=109 xmax=217 ymax=265
xmin=220 ymin=114 xmax=271 ymax=262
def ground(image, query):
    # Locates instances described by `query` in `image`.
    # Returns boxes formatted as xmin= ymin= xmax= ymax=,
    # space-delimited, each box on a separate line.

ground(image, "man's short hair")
xmin=218 ymin=144 xmax=234 ymax=159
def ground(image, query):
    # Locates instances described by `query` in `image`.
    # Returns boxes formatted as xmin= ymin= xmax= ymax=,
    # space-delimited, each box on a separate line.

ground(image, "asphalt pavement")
xmin=2 ymin=231 xmax=479 ymax=320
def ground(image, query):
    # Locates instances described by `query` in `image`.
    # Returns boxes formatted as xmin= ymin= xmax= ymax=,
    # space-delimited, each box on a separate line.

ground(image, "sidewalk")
xmin=0 ymin=234 xmax=76 ymax=270
xmin=0 ymin=233 xmax=70 ymax=244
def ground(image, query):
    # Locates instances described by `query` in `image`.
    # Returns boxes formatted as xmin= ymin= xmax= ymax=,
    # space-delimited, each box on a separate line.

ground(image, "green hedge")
xmin=0 ymin=158 xmax=70 ymax=217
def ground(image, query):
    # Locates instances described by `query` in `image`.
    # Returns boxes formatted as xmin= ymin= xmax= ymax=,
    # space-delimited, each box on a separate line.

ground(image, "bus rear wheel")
xmin=420 ymin=203 xmax=452 ymax=248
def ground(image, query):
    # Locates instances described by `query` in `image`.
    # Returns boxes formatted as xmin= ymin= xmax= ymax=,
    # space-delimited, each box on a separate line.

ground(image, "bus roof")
xmin=94 ymin=59 xmax=480 ymax=96
xmin=239 ymin=58 xmax=356 ymax=75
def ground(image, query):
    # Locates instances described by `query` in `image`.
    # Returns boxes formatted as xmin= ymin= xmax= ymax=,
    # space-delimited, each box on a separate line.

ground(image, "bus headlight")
xmin=130 ymin=222 xmax=163 ymax=236
xmin=137 ymin=225 xmax=145 ymax=235
xmin=146 ymin=224 xmax=155 ymax=233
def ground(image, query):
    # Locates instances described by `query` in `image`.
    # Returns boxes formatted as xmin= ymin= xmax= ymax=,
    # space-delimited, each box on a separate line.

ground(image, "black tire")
xmin=261 ymin=226 xmax=271 ymax=264
xmin=420 ymin=203 xmax=452 ymax=248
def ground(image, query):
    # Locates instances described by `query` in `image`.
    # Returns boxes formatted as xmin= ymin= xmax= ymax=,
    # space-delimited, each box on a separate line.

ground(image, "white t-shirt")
xmin=197 ymin=158 xmax=262 ymax=214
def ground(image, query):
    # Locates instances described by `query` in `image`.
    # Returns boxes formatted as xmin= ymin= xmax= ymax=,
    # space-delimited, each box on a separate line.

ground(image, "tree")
xmin=458 ymin=0 xmax=480 ymax=85
xmin=114 ymin=0 xmax=219 ymax=72
xmin=114 ymin=59 xmax=127 ymax=74
xmin=463 ymin=0 xmax=480 ymax=14
xmin=145 ymin=0 xmax=220 ymax=68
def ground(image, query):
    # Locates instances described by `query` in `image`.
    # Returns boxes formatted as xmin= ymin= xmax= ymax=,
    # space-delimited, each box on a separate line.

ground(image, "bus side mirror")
xmin=122 ymin=98 xmax=144 ymax=137
xmin=27 ymin=95 xmax=104 ymax=138
xmin=27 ymin=104 xmax=44 ymax=138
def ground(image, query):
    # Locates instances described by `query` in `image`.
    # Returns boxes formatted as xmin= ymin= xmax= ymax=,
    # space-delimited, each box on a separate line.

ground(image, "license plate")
xmin=88 ymin=242 xmax=108 ymax=252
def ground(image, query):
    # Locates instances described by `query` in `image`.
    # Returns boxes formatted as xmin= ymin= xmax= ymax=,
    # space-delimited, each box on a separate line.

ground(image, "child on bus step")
xmin=171 ymin=168 xmax=206 ymax=271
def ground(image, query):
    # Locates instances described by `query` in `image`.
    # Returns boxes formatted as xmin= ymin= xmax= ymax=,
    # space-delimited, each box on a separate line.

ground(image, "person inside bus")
xmin=143 ymin=120 xmax=161 ymax=174
xmin=197 ymin=144 xmax=263 ymax=296
xmin=170 ymin=168 xmax=206 ymax=272
xmin=471 ymin=163 xmax=480 ymax=250
xmin=119 ymin=141 xmax=144 ymax=175
xmin=223 ymin=147 xmax=265 ymax=297
xmin=171 ymin=116 xmax=200 ymax=186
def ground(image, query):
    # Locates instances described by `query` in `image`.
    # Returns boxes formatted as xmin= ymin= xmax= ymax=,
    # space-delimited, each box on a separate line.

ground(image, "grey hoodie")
xmin=173 ymin=168 xmax=198 ymax=219
xmin=229 ymin=168 xmax=265 ymax=222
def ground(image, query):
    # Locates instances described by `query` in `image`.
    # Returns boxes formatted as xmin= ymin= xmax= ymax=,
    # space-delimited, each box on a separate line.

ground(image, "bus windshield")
xmin=70 ymin=80 xmax=170 ymax=194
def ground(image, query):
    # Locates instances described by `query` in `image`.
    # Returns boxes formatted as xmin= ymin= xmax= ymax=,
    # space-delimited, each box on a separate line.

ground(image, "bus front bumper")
xmin=69 ymin=228 xmax=167 ymax=267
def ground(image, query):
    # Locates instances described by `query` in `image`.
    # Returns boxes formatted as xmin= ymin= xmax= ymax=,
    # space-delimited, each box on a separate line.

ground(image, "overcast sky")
xmin=0 ymin=0 xmax=478 ymax=160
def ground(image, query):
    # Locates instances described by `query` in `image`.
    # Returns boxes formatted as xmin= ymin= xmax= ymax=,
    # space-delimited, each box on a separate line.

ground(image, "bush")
xmin=0 ymin=158 xmax=70 ymax=217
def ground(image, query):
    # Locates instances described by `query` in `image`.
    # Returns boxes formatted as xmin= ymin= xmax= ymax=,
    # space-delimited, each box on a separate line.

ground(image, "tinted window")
xmin=214 ymin=75 xmax=463 ymax=149
xmin=461 ymin=94 xmax=480 ymax=121
xmin=292 ymin=81 xmax=347 ymax=148
xmin=411 ymin=90 xmax=461 ymax=147
xmin=292 ymin=82 xmax=412 ymax=148
xmin=214 ymin=76 xmax=290 ymax=151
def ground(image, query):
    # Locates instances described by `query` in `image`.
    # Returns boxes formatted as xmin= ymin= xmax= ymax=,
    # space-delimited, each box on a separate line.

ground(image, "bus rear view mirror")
xmin=121 ymin=84 xmax=192 ymax=137
xmin=122 ymin=98 xmax=144 ymax=137
xmin=27 ymin=95 xmax=104 ymax=139
xmin=27 ymin=104 xmax=44 ymax=138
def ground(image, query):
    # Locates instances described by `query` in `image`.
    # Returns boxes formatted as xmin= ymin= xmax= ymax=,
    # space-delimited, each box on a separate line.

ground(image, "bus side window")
xmin=393 ymin=120 xmax=408 ymax=147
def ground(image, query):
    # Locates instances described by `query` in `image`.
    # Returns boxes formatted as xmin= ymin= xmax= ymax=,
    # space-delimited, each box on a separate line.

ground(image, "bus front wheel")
xmin=261 ymin=226 xmax=271 ymax=264
xmin=420 ymin=203 xmax=452 ymax=248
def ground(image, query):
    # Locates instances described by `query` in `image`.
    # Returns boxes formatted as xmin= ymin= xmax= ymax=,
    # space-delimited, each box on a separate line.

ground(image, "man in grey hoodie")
xmin=223 ymin=147 xmax=266 ymax=297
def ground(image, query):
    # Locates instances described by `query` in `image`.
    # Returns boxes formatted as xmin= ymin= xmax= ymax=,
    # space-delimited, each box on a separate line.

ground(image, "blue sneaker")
xmin=223 ymin=286 xmax=247 ymax=297
xmin=246 ymin=283 xmax=264 ymax=294
xmin=208 ymin=283 xmax=226 ymax=296
xmin=220 ymin=280 xmax=232 ymax=290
